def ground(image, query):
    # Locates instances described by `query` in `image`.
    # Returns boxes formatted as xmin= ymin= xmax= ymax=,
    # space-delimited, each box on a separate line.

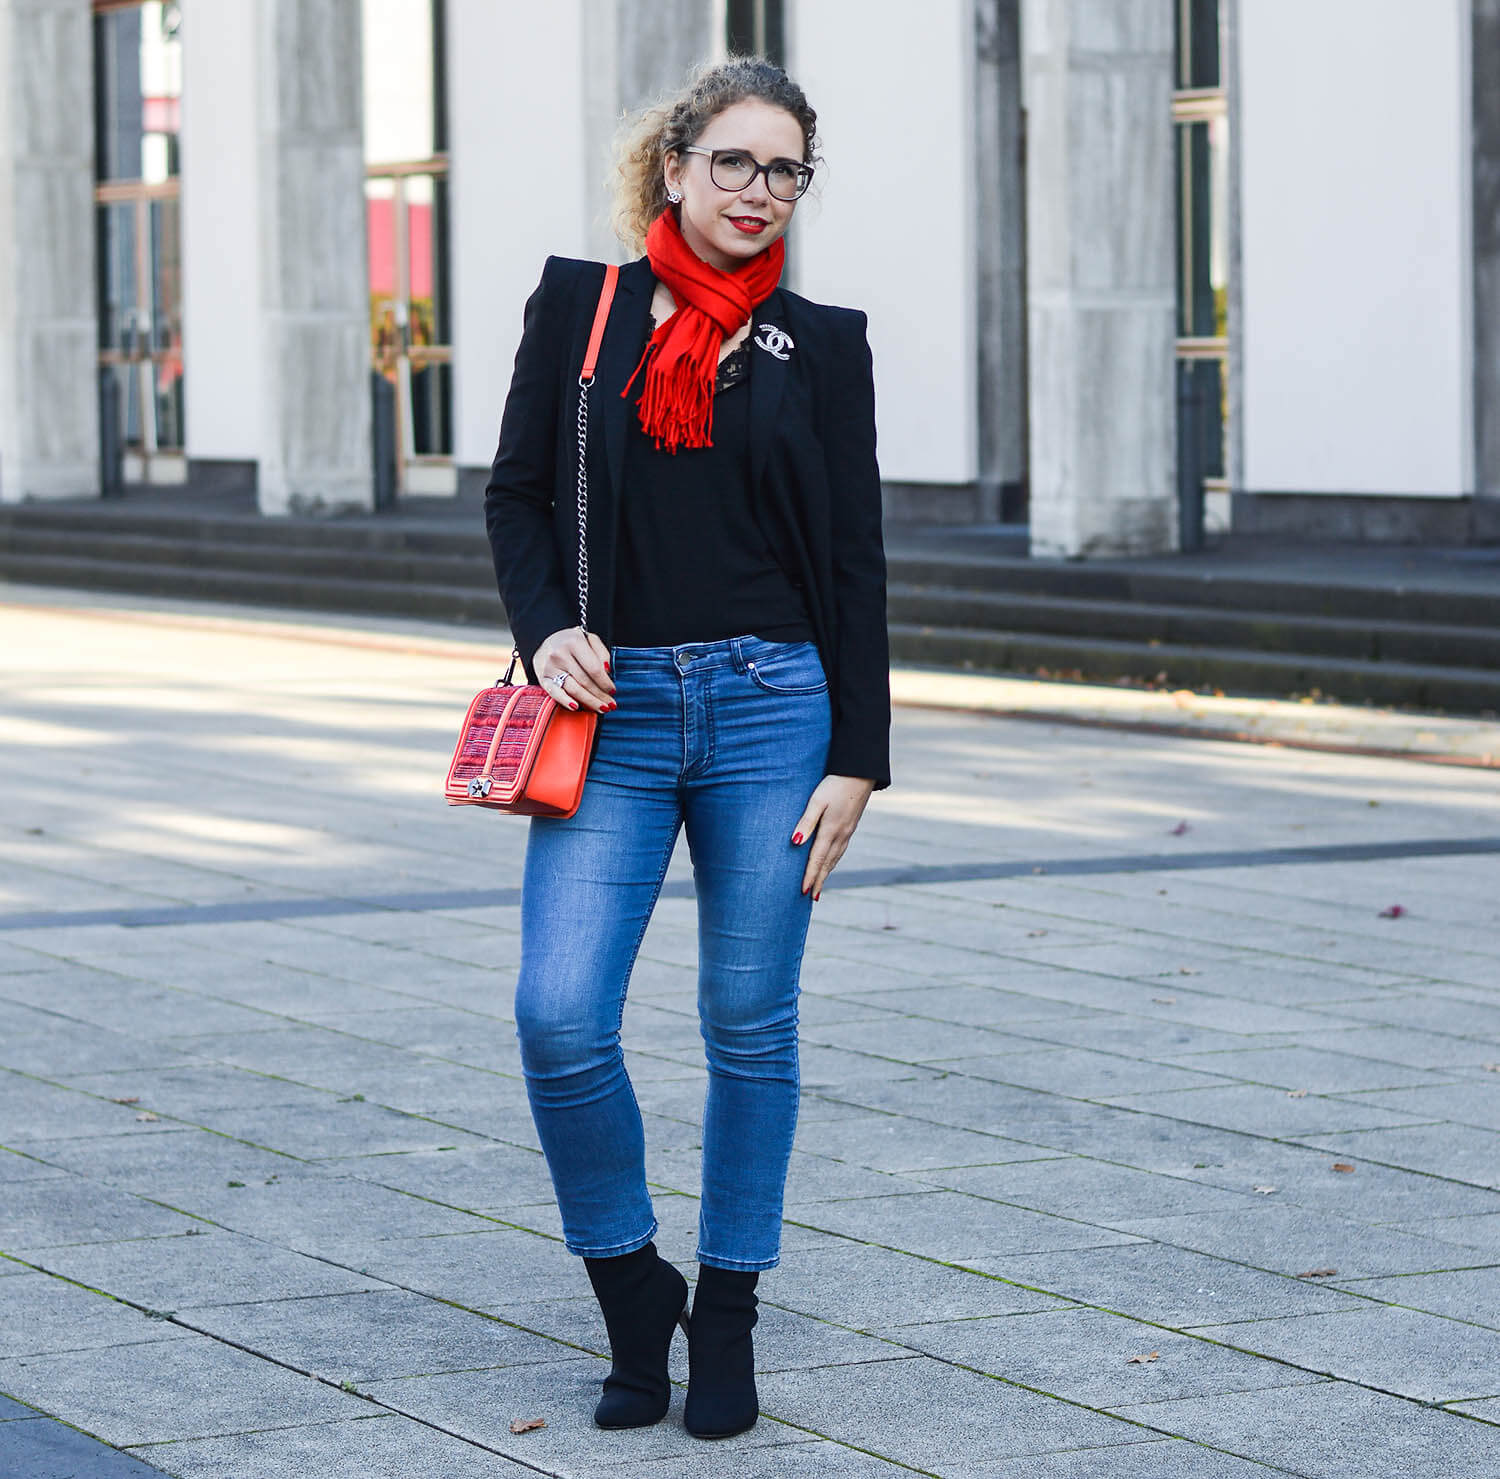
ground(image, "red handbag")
xmin=444 ymin=264 xmax=619 ymax=819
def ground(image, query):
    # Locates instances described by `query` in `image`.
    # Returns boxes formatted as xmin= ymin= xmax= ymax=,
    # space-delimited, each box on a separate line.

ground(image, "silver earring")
xmin=666 ymin=188 xmax=682 ymax=205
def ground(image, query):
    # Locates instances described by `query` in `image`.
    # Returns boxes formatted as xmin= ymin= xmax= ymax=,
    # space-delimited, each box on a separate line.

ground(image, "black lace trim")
xmin=715 ymin=340 xmax=751 ymax=392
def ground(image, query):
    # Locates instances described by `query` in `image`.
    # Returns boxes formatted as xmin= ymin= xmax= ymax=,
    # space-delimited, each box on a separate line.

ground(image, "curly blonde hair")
xmin=611 ymin=56 xmax=819 ymax=255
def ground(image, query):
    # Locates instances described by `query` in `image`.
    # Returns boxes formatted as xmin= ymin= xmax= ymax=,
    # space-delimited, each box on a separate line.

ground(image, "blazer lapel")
xmin=597 ymin=257 xmax=654 ymax=508
xmin=748 ymin=288 xmax=792 ymax=492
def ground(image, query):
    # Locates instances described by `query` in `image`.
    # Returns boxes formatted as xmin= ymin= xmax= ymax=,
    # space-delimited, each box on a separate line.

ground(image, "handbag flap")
xmin=445 ymin=684 xmax=556 ymax=804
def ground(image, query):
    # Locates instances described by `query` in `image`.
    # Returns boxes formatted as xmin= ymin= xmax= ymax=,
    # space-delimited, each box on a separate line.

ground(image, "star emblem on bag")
xmin=753 ymin=323 xmax=794 ymax=360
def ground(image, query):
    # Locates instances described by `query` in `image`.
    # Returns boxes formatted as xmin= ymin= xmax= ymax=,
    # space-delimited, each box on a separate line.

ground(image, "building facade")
xmin=1 ymin=0 xmax=1496 ymax=553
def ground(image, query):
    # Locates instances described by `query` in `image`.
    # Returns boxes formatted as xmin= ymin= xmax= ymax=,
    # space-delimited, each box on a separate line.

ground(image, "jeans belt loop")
xmin=730 ymin=635 xmax=748 ymax=673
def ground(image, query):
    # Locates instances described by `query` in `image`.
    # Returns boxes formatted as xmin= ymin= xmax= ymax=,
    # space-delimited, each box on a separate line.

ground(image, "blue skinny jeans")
xmin=514 ymin=635 xmax=831 ymax=1271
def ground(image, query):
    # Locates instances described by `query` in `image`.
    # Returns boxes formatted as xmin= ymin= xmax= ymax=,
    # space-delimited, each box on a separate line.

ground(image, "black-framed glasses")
xmin=681 ymin=145 xmax=813 ymax=202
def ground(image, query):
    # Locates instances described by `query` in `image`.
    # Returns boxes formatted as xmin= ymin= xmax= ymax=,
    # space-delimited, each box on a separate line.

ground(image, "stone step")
xmin=887 ymin=621 xmax=1500 ymax=713
xmin=4 ymin=549 xmax=1497 ymax=714
xmin=887 ymin=583 xmax=1500 ymax=670
xmin=0 ymin=503 xmax=488 ymax=556
xmin=884 ymin=552 xmax=1500 ymax=628
xmin=0 ymin=525 xmax=497 ymax=589
xmin=0 ymin=552 xmax=502 ymax=627
xmin=6 ymin=503 xmax=1499 ymax=626
xmin=12 ymin=528 xmax=1491 ymax=671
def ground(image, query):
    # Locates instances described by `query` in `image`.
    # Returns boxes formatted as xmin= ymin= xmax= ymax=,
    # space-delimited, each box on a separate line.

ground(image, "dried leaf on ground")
xmin=1297 ymin=1267 xmax=1338 ymax=1278
xmin=1170 ymin=821 xmax=1190 ymax=835
xmin=509 ymin=1417 xmax=546 ymax=1434
xmin=1286 ymin=1088 xmax=1309 ymax=1098
xmin=1126 ymin=1351 xmax=1160 ymax=1364
xmin=1152 ymin=996 xmax=1177 ymax=1005
xmin=112 ymin=1096 xmax=141 ymax=1105
xmin=1379 ymin=904 xmax=1406 ymax=919
xmin=1331 ymin=1162 xmax=1356 ymax=1173
xmin=1252 ymin=1185 xmax=1277 ymax=1195
xmin=135 ymin=1111 xmax=159 ymax=1122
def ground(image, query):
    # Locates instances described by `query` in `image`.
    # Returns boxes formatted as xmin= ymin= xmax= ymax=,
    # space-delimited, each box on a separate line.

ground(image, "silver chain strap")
xmin=574 ymin=373 xmax=592 ymax=632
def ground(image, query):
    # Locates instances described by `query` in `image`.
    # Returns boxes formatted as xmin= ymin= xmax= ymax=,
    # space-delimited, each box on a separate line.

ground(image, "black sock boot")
xmin=684 ymin=1265 xmax=760 ymax=1439
xmin=583 ymin=1241 xmax=690 ymax=1429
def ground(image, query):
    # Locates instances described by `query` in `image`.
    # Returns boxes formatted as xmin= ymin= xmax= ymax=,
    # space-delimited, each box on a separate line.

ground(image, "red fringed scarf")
xmin=622 ymin=209 xmax=785 ymax=452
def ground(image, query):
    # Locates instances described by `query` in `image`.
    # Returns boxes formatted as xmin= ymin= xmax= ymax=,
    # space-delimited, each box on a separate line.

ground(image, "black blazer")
xmin=483 ymin=254 xmax=891 ymax=789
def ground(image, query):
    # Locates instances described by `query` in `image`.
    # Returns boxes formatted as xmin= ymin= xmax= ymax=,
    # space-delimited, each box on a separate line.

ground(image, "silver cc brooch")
xmin=753 ymin=324 xmax=794 ymax=360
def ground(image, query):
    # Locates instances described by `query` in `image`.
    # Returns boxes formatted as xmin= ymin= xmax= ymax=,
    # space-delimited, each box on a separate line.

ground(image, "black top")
xmin=612 ymin=335 xmax=815 ymax=647
xmin=483 ymin=255 xmax=892 ymax=788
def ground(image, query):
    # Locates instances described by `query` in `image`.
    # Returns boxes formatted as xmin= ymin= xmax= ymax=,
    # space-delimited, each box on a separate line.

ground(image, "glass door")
xmin=1173 ymin=0 xmax=1230 ymax=544
xmin=93 ymin=0 xmax=185 ymax=487
xmin=364 ymin=0 xmax=453 ymax=499
xmin=366 ymin=166 xmax=453 ymax=495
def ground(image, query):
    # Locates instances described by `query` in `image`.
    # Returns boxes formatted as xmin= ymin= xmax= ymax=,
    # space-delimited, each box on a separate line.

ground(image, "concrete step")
xmin=5 ymin=503 xmax=1498 ymax=626
xmin=0 ymin=504 xmax=487 ymax=557
xmin=5 ymin=549 xmax=1496 ymax=714
xmin=887 ymin=622 xmax=1500 ymax=713
xmin=0 ymin=552 xmax=502 ymax=627
xmin=1 ymin=525 xmax=496 ymax=589
xmin=887 ymin=583 xmax=1500 ymax=670
xmin=885 ymin=552 xmax=1500 ymax=628
xmin=4 ymin=503 xmax=1497 ymax=713
xmin=22 ymin=529 xmax=1491 ymax=669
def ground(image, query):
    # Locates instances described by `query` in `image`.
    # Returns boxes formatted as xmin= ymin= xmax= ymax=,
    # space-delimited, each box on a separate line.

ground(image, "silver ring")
xmin=549 ymin=671 xmax=569 ymax=691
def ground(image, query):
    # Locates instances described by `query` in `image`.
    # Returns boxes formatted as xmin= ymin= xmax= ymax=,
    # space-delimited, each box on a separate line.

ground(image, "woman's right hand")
xmin=530 ymin=627 xmax=616 ymax=713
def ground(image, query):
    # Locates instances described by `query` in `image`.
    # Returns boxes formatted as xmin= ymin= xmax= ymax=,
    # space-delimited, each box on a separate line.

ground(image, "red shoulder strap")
xmin=580 ymin=264 xmax=620 ymax=385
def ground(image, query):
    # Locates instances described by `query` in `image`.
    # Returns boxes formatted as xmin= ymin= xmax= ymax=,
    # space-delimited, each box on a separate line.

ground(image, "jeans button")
xmin=677 ymin=652 xmax=692 ymax=670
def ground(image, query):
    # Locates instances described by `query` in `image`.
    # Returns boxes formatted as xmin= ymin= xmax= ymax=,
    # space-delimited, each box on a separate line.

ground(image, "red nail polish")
xmin=813 ymin=891 xmax=821 ymax=902
xmin=791 ymin=832 xmax=803 ymax=845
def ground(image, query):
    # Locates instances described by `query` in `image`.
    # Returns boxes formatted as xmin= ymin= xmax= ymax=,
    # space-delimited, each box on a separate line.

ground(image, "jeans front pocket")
xmin=743 ymin=640 xmax=828 ymax=696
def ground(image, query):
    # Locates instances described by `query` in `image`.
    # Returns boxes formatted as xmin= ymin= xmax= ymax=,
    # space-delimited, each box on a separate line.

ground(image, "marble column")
xmin=254 ymin=0 xmax=371 ymax=514
xmin=1475 ymin=0 xmax=1500 ymax=501
xmin=1021 ymin=0 xmax=1177 ymax=557
xmin=974 ymin=0 xmax=1026 ymax=522
xmin=0 ymin=0 xmax=97 ymax=502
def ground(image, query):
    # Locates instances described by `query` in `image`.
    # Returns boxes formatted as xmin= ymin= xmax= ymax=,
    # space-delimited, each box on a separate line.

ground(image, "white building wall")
xmin=449 ymin=0 xmax=590 ymax=474
xmin=180 ymin=2 xmax=263 ymax=464
xmin=790 ymin=0 xmax=978 ymax=486
xmin=1240 ymin=0 xmax=1473 ymax=497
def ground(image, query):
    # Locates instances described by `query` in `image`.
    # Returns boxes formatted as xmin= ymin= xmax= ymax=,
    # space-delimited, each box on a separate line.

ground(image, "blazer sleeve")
xmin=823 ymin=309 xmax=892 ymax=790
xmin=483 ymin=256 xmax=579 ymax=676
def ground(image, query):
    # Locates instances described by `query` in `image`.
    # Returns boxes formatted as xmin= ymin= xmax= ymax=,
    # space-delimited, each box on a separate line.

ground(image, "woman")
xmin=483 ymin=56 xmax=889 ymax=1440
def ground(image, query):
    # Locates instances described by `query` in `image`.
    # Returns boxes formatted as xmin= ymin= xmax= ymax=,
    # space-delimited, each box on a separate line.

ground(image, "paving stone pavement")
xmin=2 ymin=590 xmax=1499 ymax=1478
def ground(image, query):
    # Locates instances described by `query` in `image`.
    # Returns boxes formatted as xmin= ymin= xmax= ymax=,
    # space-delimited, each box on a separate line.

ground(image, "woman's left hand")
xmin=792 ymin=774 xmax=876 ymax=900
